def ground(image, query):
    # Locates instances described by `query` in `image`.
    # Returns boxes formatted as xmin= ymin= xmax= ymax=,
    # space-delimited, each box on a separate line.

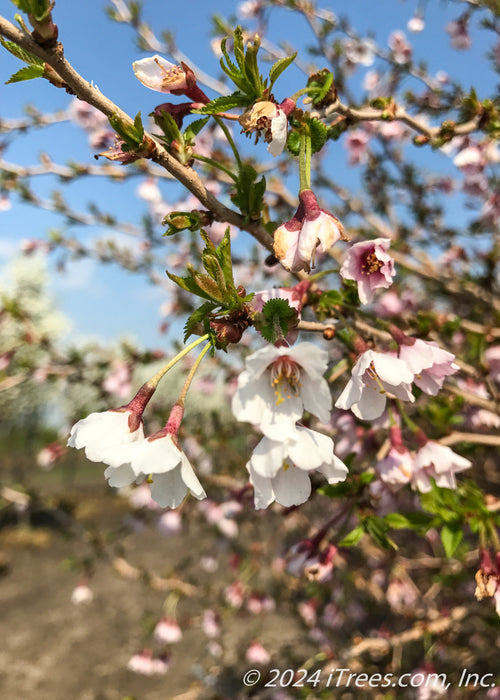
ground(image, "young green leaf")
xmin=268 ymin=52 xmax=297 ymax=91
xmin=441 ymin=525 xmax=463 ymax=558
xmin=0 ymin=38 xmax=44 ymax=66
xmin=6 ymin=64 xmax=45 ymax=84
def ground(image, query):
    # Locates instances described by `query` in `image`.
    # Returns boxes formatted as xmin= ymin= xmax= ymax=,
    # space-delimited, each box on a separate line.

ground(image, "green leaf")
xmin=108 ymin=112 xmax=145 ymax=148
xmin=384 ymin=512 xmax=435 ymax=530
xmin=6 ymin=64 xmax=45 ymax=84
xmin=286 ymin=130 xmax=301 ymax=156
xmin=364 ymin=515 xmax=398 ymax=550
xmin=309 ymin=118 xmax=329 ymax=154
xmin=256 ymin=298 xmax=298 ymax=344
xmin=194 ymin=93 xmax=250 ymax=114
xmin=183 ymin=116 xmax=210 ymax=142
xmin=0 ymin=38 xmax=44 ymax=66
xmin=213 ymin=228 xmax=235 ymax=289
xmin=231 ymin=163 xmax=266 ymax=221
xmin=269 ymin=52 xmax=297 ymax=91
xmin=339 ymin=526 xmax=364 ymax=547
xmin=183 ymin=302 xmax=216 ymax=342
xmin=441 ymin=525 xmax=463 ymax=558
xmin=166 ymin=270 xmax=216 ymax=302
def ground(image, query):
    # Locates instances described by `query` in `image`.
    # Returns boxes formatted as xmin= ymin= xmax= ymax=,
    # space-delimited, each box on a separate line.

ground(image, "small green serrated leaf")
xmin=183 ymin=302 xmax=215 ymax=342
xmin=0 ymin=38 xmax=44 ymax=66
xmin=194 ymin=93 xmax=250 ymax=115
xmin=339 ymin=526 xmax=364 ymax=547
xmin=6 ymin=64 xmax=45 ymax=84
xmin=441 ymin=525 xmax=463 ymax=558
xmin=183 ymin=116 xmax=210 ymax=141
xmin=269 ymin=52 xmax=297 ymax=90
xmin=309 ymin=118 xmax=329 ymax=154
xmin=286 ymin=130 xmax=301 ymax=156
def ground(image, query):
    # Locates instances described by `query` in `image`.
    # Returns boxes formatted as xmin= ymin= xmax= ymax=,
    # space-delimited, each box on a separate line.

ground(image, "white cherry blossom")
xmin=246 ymin=426 xmax=348 ymax=509
xmin=101 ymin=431 xmax=206 ymax=508
xmin=67 ymin=409 xmax=144 ymax=463
xmin=231 ymin=342 xmax=332 ymax=440
xmin=335 ymin=350 xmax=414 ymax=420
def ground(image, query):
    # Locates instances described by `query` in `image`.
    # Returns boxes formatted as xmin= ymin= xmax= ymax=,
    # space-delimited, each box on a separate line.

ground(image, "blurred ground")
xmin=0 ymin=460 xmax=317 ymax=700
xmin=1 ymin=456 xmax=499 ymax=700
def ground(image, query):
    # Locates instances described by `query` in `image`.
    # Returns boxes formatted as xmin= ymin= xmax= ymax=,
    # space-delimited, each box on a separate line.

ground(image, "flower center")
xmin=361 ymin=251 xmax=383 ymax=276
xmin=154 ymin=57 xmax=185 ymax=88
xmin=270 ymin=356 xmax=301 ymax=406
xmin=365 ymin=362 xmax=386 ymax=394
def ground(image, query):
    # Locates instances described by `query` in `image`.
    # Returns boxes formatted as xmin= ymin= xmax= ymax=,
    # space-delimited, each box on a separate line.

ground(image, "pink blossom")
xmin=343 ymin=38 xmax=376 ymax=67
xmin=153 ymin=618 xmax=182 ymax=644
xmin=344 ymin=129 xmax=370 ymax=165
xmin=446 ymin=16 xmax=471 ymax=50
xmin=363 ymin=70 xmax=382 ymax=94
xmin=340 ymin=238 xmax=396 ymax=304
xmin=202 ymin=609 xmax=221 ymax=638
xmin=374 ymin=289 xmax=418 ymax=318
xmin=137 ymin=177 xmax=162 ymax=203
xmin=298 ymin=600 xmax=317 ymax=627
xmin=335 ymin=349 xmax=414 ymax=420
xmin=273 ymin=189 xmax=347 ymax=273
xmin=0 ymin=352 xmax=11 ymax=370
xmin=386 ymin=577 xmax=420 ymax=612
xmin=157 ymin=510 xmax=182 ymax=535
xmin=407 ymin=16 xmax=425 ymax=33
xmin=376 ymin=446 xmax=414 ymax=486
xmin=238 ymin=0 xmax=263 ymax=18
xmin=103 ymin=360 xmax=132 ymax=399
xmin=388 ymin=31 xmax=412 ymax=64
xmin=0 ymin=193 xmax=11 ymax=211
xmin=246 ymin=593 xmax=276 ymax=615
xmin=127 ymin=649 xmax=169 ymax=675
xmin=245 ymin=641 xmax=271 ymax=665
xmin=397 ymin=338 xmax=459 ymax=395
xmin=485 ymin=345 xmax=500 ymax=384
xmin=71 ymin=582 xmax=93 ymax=605
xmin=411 ymin=440 xmax=471 ymax=492
xmin=224 ymin=580 xmax=245 ymax=608
xmin=69 ymin=98 xmax=108 ymax=131
xmin=37 ymin=442 xmax=67 ymax=470
xmin=480 ymin=192 xmax=500 ymax=225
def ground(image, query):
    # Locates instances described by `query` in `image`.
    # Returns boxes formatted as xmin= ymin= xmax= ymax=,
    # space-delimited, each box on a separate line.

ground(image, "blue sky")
xmin=0 ymin=0 xmax=496 ymax=349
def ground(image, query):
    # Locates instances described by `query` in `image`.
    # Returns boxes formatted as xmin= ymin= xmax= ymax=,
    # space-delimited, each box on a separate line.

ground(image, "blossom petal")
xmin=180 ymin=454 xmax=206 ymax=500
xmin=272 ymin=466 xmax=311 ymax=507
xmin=149 ymin=469 xmax=188 ymax=508
xmin=247 ymin=463 xmax=276 ymax=509
xmin=104 ymin=463 xmax=136 ymax=488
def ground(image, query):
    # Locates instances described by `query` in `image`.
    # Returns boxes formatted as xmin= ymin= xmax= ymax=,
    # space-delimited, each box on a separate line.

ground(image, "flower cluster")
xmin=335 ymin=336 xmax=459 ymax=421
xmin=232 ymin=342 xmax=348 ymax=508
xmin=68 ymin=342 xmax=211 ymax=509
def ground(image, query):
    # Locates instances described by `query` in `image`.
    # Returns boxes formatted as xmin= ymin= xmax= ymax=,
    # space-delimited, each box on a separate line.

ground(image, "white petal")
xmin=104 ymin=463 xmax=136 ymax=488
xmin=149 ymin=467 xmax=188 ymax=508
xmin=318 ymin=454 xmax=349 ymax=483
xmin=68 ymin=410 xmax=143 ymax=463
xmin=268 ymin=111 xmax=287 ymax=156
xmin=247 ymin=463 xmax=276 ymax=509
xmin=180 ymin=454 xmax=206 ymax=500
xmin=372 ymin=352 xmax=414 ymax=385
xmin=250 ymin=437 xmax=286 ymax=478
xmin=351 ymin=385 xmax=387 ymax=420
xmin=287 ymin=427 xmax=334 ymax=470
xmin=132 ymin=435 xmax=182 ymax=475
xmin=133 ymin=55 xmax=177 ymax=92
xmin=272 ymin=467 xmax=311 ymax=507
